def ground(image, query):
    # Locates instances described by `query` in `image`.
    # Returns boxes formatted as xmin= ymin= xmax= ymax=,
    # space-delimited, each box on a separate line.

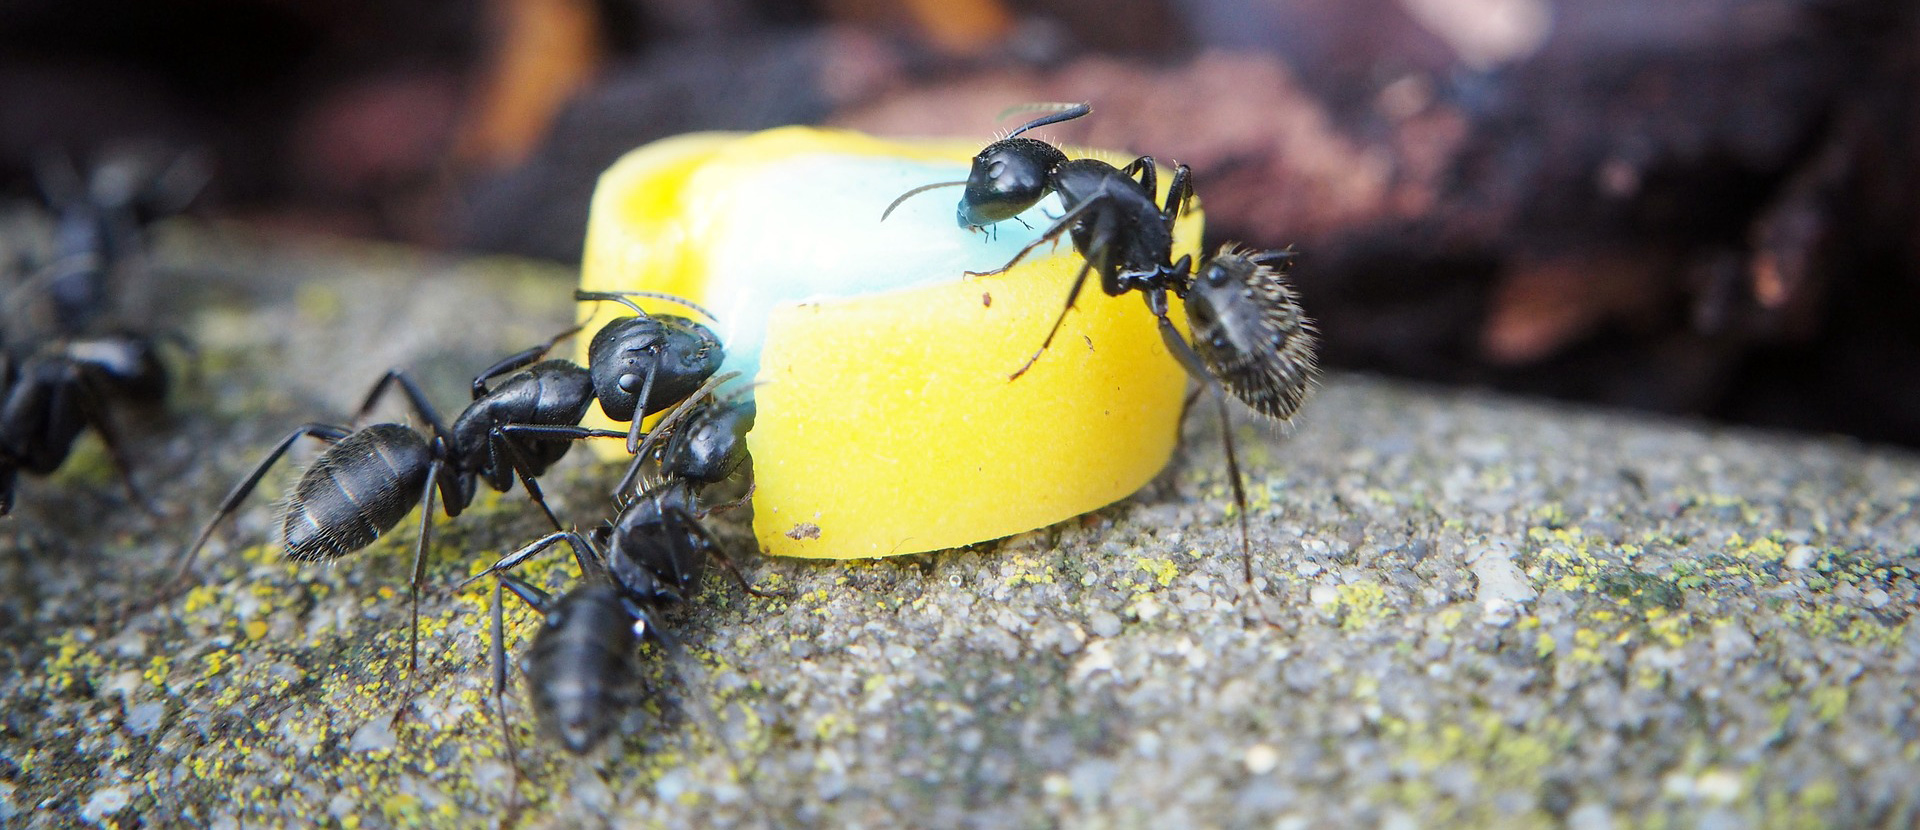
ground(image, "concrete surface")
xmin=0 ymin=218 xmax=1916 ymax=828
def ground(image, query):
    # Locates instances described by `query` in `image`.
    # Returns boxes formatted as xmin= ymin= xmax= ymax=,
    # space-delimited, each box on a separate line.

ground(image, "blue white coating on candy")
xmin=692 ymin=153 xmax=1065 ymax=385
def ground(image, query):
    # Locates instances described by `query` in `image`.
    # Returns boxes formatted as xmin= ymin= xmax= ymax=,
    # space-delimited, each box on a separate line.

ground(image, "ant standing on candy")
xmin=885 ymin=102 xmax=1320 ymax=596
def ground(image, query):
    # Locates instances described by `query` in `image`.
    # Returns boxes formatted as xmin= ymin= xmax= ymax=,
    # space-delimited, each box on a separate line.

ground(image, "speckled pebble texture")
xmin=1 ymin=219 xmax=1915 ymax=828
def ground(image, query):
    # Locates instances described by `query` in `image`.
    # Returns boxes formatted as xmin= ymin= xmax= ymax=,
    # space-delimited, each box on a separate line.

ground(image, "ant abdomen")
xmin=281 ymin=424 xmax=432 ymax=562
xmin=1184 ymin=247 xmax=1319 ymax=423
xmin=522 ymin=584 xmax=646 ymax=754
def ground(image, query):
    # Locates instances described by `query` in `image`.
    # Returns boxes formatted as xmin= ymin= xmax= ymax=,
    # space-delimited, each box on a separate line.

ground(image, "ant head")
xmin=958 ymin=138 xmax=1066 ymax=229
xmin=587 ymin=315 xmax=724 ymax=422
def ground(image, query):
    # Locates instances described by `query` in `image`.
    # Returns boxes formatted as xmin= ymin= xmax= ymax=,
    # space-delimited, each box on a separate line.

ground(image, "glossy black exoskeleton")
xmin=575 ymin=290 xmax=725 ymax=453
xmin=887 ymin=103 xmax=1322 ymax=595
xmin=512 ymin=370 xmax=756 ymax=513
xmin=490 ymin=577 xmax=662 ymax=754
xmin=472 ymin=477 xmax=773 ymax=754
xmin=658 ymin=396 xmax=754 ymax=487
xmin=882 ymin=103 xmax=1199 ymax=381
xmin=469 ymin=476 xmax=772 ymax=611
xmin=164 ymin=330 xmax=600 ymax=669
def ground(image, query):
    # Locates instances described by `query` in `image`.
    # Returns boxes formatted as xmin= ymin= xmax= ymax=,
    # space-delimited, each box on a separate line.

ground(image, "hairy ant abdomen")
xmin=281 ymin=423 xmax=432 ymax=561
xmin=1185 ymin=247 xmax=1318 ymax=422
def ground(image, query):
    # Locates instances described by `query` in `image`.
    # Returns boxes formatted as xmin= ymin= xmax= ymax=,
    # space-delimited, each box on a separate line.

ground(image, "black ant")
xmin=0 ymin=151 xmax=202 ymax=516
xmin=469 ymin=469 xmax=776 ymax=754
xmin=504 ymin=369 xmax=758 ymax=518
xmin=162 ymin=327 xmax=601 ymax=669
xmin=466 ymin=471 xmax=774 ymax=611
xmin=881 ymin=102 xmax=1199 ymax=381
xmin=651 ymin=389 xmax=755 ymax=501
xmin=885 ymin=103 xmax=1319 ymax=597
xmin=487 ymin=576 xmax=668 ymax=755
xmin=495 ymin=290 xmax=737 ymax=501
xmin=161 ymin=285 xmax=736 ymax=659
xmin=0 ymin=334 xmax=169 ymax=516
xmin=575 ymin=290 xmax=726 ymax=455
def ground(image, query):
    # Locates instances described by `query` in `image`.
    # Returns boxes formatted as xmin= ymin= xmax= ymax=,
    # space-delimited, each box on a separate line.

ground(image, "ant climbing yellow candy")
xmin=577 ymin=126 xmax=1205 ymax=559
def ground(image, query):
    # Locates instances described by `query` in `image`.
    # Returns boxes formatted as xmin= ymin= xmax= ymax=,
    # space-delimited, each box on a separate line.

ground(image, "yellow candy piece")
xmin=578 ymin=127 xmax=1204 ymax=558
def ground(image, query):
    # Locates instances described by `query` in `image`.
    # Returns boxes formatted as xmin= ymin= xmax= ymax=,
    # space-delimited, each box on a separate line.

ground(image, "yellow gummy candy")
xmin=578 ymin=127 xmax=1203 ymax=558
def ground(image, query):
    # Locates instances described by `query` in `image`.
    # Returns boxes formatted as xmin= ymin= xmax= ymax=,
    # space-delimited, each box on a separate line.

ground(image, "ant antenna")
xmin=881 ymin=181 xmax=966 ymax=221
xmin=999 ymin=102 xmax=1092 ymax=137
xmin=576 ymin=286 xmax=721 ymax=322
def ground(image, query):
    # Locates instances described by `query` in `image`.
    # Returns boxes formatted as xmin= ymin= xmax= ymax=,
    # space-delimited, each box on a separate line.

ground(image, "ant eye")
xmin=618 ymin=373 xmax=641 ymax=393
xmin=987 ymin=160 xmax=1007 ymax=181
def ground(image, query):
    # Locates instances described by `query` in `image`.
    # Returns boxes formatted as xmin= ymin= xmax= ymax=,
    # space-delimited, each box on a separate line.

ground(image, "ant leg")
xmin=498 ymin=425 xmax=626 ymax=442
xmin=65 ymin=370 xmax=157 ymax=516
xmin=1141 ymin=290 xmax=1273 ymax=621
xmin=497 ymin=422 xmax=634 ymax=512
xmin=498 ymin=571 xmax=558 ymax=611
xmin=406 ymin=458 xmax=445 ymax=678
xmin=1010 ymin=214 xmax=1116 ymax=380
xmin=487 ymin=428 xmax=577 ymax=532
xmin=623 ymin=372 xmax=740 ymax=500
xmin=351 ymin=370 xmax=408 ymax=426
xmin=1120 ymin=156 xmax=1158 ymax=198
xmin=152 ymin=328 xmax=202 ymax=392
xmin=353 ymin=369 xmax=453 ymax=446
xmin=471 ymin=325 xmax=584 ymax=399
xmin=164 ymin=422 xmax=354 ymax=588
xmin=461 ymin=530 xmax=602 ymax=590
xmin=1209 ymin=383 xmax=1281 ymax=630
xmin=1210 ymin=386 xmax=1253 ymax=586
xmin=488 ymin=578 xmax=524 ymax=813
xmin=621 ymin=357 xmax=664 ymax=456
xmin=1161 ymin=164 xmax=1194 ymax=223
xmin=1144 ymin=287 xmax=1215 ymax=383
xmin=670 ymin=504 xmax=783 ymax=599
xmin=698 ymin=479 xmax=756 ymax=519
xmin=964 ymin=198 xmax=1100 ymax=278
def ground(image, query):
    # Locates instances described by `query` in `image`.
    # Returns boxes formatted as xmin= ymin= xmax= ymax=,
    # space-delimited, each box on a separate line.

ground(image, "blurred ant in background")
xmin=0 ymin=149 xmax=207 ymax=516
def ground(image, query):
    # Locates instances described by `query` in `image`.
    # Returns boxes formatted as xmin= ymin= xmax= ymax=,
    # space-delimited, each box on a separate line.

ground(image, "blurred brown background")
xmin=4 ymin=0 xmax=1917 ymax=446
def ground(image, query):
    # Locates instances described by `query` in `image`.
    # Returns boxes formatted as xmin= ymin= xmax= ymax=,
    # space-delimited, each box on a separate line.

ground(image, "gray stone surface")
xmin=1 ymin=219 xmax=1917 ymax=828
